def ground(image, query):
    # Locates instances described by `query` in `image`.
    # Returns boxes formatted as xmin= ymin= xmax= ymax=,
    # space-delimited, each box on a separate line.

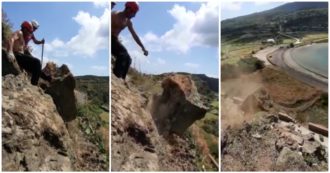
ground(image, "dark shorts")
xmin=111 ymin=35 xmax=132 ymax=80
xmin=14 ymin=52 xmax=51 ymax=85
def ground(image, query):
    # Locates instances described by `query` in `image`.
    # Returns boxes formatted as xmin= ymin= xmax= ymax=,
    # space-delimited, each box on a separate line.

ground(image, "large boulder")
xmin=150 ymin=74 xmax=208 ymax=135
xmin=2 ymin=73 xmax=74 ymax=171
xmin=43 ymin=64 xmax=77 ymax=122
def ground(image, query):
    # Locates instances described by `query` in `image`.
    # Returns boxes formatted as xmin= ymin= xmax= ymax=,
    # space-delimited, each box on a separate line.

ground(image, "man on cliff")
xmin=7 ymin=20 xmax=51 ymax=85
xmin=111 ymin=2 xmax=148 ymax=83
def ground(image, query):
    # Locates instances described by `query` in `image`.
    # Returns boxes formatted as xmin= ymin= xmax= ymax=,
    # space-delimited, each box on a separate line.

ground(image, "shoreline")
xmin=267 ymin=46 xmax=328 ymax=92
xmin=284 ymin=46 xmax=328 ymax=81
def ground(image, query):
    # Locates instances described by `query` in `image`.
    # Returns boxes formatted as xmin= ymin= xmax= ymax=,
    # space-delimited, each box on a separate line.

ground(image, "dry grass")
xmin=260 ymin=68 xmax=320 ymax=104
xmin=221 ymin=41 xmax=264 ymax=65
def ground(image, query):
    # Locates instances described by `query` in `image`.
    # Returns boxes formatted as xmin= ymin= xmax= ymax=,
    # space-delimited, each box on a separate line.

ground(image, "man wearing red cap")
xmin=7 ymin=20 xmax=50 ymax=85
xmin=111 ymin=2 xmax=148 ymax=82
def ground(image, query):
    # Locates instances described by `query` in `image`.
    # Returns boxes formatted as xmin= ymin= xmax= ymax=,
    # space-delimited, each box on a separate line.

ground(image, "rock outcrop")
xmin=221 ymin=113 xmax=328 ymax=171
xmin=2 ymin=74 xmax=74 ymax=171
xmin=2 ymin=54 xmax=106 ymax=171
xmin=111 ymin=74 xmax=200 ymax=171
xmin=150 ymin=74 xmax=208 ymax=135
xmin=43 ymin=64 xmax=77 ymax=122
xmin=2 ymin=48 xmax=21 ymax=76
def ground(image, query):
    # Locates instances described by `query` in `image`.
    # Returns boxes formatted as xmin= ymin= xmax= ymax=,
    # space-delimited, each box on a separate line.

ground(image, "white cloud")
xmin=44 ymin=38 xmax=68 ymax=57
xmin=184 ymin=62 xmax=200 ymax=68
xmin=143 ymin=32 xmax=159 ymax=42
xmin=35 ymin=8 xmax=109 ymax=60
xmin=141 ymin=32 xmax=162 ymax=52
xmin=141 ymin=2 xmax=219 ymax=54
xmin=192 ymin=2 xmax=219 ymax=47
xmin=67 ymin=9 xmax=109 ymax=57
xmin=157 ymin=58 xmax=166 ymax=65
xmin=91 ymin=65 xmax=107 ymax=71
xmin=93 ymin=1 xmax=108 ymax=8
xmin=221 ymin=2 xmax=242 ymax=11
xmin=116 ymin=2 xmax=217 ymax=74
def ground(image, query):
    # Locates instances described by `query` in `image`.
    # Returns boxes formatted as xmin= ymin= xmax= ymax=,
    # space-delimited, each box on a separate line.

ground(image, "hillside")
xmin=221 ymin=2 xmax=328 ymax=171
xmin=111 ymin=68 xmax=219 ymax=171
xmin=222 ymin=2 xmax=328 ymax=42
xmin=2 ymin=51 xmax=108 ymax=171
xmin=75 ymin=75 xmax=109 ymax=106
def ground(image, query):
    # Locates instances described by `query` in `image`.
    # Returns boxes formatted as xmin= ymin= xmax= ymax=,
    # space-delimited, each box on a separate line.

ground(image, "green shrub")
xmin=238 ymin=56 xmax=265 ymax=73
xmin=2 ymin=10 xmax=12 ymax=48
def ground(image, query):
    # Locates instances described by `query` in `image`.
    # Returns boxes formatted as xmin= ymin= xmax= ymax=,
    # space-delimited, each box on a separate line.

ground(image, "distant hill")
xmin=222 ymin=2 xmax=328 ymax=41
xmin=158 ymin=72 xmax=218 ymax=93
xmin=192 ymin=74 xmax=218 ymax=93
xmin=75 ymin=75 xmax=109 ymax=105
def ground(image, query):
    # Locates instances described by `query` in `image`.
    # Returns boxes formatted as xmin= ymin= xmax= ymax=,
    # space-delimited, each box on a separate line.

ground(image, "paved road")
xmin=268 ymin=48 xmax=328 ymax=92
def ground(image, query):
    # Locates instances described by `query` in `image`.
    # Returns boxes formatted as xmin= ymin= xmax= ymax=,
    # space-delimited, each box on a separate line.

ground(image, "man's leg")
xmin=122 ymin=54 xmax=132 ymax=80
xmin=111 ymin=36 xmax=132 ymax=79
xmin=15 ymin=53 xmax=42 ymax=85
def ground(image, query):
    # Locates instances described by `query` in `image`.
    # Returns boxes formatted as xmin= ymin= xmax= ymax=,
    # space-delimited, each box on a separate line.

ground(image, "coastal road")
xmin=269 ymin=48 xmax=328 ymax=92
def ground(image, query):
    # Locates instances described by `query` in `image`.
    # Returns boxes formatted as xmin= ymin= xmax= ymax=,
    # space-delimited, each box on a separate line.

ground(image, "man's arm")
xmin=127 ymin=20 xmax=148 ymax=56
xmin=32 ymin=34 xmax=45 ymax=45
xmin=111 ymin=2 xmax=116 ymax=9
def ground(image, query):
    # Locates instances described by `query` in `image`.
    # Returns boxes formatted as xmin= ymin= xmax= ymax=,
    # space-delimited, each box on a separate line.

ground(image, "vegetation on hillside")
xmin=222 ymin=2 xmax=328 ymax=42
xmin=75 ymin=76 xmax=109 ymax=169
xmin=2 ymin=10 xmax=12 ymax=47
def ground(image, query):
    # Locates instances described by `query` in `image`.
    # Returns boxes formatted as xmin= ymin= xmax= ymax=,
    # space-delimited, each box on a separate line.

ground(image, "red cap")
xmin=125 ymin=2 xmax=139 ymax=14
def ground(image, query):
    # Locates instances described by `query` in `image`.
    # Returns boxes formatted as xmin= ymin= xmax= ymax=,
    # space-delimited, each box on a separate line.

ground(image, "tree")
xmin=2 ymin=9 xmax=12 ymax=48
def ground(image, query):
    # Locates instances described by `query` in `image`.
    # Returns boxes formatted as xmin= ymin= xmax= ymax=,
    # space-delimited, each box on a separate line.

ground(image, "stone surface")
xmin=2 ymin=67 xmax=106 ymax=171
xmin=2 ymin=74 xmax=73 ymax=171
xmin=111 ymin=74 xmax=197 ymax=171
xmin=150 ymin=74 xmax=208 ymax=135
xmin=2 ymin=49 xmax=21 ymax=76
xmin=275 ymin=147 xmax=308 ymax=171
xmin=44 ymin=64 xmax=77 ymax=122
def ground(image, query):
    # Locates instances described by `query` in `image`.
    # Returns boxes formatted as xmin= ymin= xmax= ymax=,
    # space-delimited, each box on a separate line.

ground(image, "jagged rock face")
xmin=44 ymin=64 xmax=77 ymax=122
xmin=2 ymin=49 xmax=21 ymax=76
xmin=150 ymin=74 xmax=207 ymax=135
xmin=111 ymin=75 xmax=160 ymax=171
xmin=2 ymin=74 xmax=74 ymax=171
xmin=221 ymin=113 xmax=328 ymax=171
xmin=111 ymin=74 xmax=196 ymax=171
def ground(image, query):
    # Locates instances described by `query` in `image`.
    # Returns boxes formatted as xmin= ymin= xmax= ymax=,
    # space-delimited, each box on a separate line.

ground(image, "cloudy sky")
xmin=3 ymin=1 xmax=109 ymax=76
xmin=113 ymin=2 xmax=219 ymax=78
xmin=221 ymin=1 xmax=286 ymax=20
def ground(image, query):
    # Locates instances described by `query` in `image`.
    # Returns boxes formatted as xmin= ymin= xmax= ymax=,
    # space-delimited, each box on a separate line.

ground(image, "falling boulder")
xmin=150 ymin=74 xmax=208 ymax=135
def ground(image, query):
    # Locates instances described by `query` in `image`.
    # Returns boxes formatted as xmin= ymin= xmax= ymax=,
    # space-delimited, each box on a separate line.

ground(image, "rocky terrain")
xmin=221 ymin=68 xmax=328 ymax=171
xmin=222 ymin=112 xmax=328 ymax=171
xmin=2 ymin=50 xmax=107 ymax=171
xmin=111 ymin=73 xmax=210 ymax=171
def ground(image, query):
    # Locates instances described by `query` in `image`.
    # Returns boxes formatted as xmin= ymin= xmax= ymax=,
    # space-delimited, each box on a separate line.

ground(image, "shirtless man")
xmin=111 ymin=2 xmax=148 ymax=81
xmin=7 ymin=20 xmax=50 ymax=85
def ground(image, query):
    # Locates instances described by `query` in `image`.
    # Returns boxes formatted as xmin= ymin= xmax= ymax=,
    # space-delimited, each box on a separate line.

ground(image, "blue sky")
xmin=3 ymin=1 xmax=109 ymax=76
xmin=112 ymin=2 xmax=219 ymax=78
xmin=221 ymin=1 xmax=286 ymax=20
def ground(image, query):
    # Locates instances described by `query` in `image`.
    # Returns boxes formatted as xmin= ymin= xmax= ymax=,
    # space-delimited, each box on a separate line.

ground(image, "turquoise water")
xmin=291 ymin=43 xmax=328 ymax=78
